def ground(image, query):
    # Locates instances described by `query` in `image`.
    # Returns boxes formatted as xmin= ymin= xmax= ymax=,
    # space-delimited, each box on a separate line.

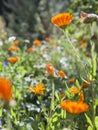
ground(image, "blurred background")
xmin=0 ymin=0 xmax=98 ymax=40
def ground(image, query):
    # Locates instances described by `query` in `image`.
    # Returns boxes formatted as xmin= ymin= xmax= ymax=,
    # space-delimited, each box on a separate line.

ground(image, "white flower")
xmin=0 ymin=40 xmax=3 ymax=46
xmin=8 ymin=36 xmax=16 ymax=42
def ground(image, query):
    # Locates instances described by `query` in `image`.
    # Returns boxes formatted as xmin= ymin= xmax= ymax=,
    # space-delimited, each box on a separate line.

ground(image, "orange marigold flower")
xmin=8 ymin=57 xmax=19 ymax=63
xmin=46 ymin=63 xmax=55 ymax=75
xmin=58 ymin=70 xmax=67 ymax=78
xmin=69 ymin=77 xmax=75 ymax=83
xmin=8 ymin=46 xmax=19 ymax=51
xmin=51 ymin=13 xmax=73 ymax=28
xmin=69 ymin=86 xmax=79 ymax=95
xmin=33 ymin=40 xmax=42 ymax=45
xmin=60 ymin=100 xmax=89 ymax=114
xmin=0 ymin=77 xmax=13 ymax=101
xmin=28 ymin=47 xmax=34 ymax=53
xmin=29 ymin=83 xmax=45 ymax=95
xmin=13 ymin=39 xmax=19 ymax=46
xmin=79 ymin=40 xmax=87 ymax=47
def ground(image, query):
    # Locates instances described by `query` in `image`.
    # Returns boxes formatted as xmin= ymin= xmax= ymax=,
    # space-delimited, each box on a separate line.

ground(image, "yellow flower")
xmin=69 ymin=86 xmax=79 ymax=95
xmin=0 ymin=77 xmax=13 ymax=101
xmin=29 ymin=83 xmax=45 ymax=95
xmin=51 ymin=13 xmax=73 ymax=28
xmin=60 ymin=99 xmax=89 ymax=114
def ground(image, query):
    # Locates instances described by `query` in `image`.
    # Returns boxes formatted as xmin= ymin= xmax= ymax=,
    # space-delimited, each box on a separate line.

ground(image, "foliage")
xmin=67 ymin=0 xmax=98 ymax=14
xmin=2 ymin=0 xmax=68 ymax=39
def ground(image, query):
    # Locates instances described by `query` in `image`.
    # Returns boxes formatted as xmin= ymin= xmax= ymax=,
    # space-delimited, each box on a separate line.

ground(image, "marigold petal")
xmin=60 ymin=100 xmax=89 ymax=114
xmin=0 ymin=77 xmax=13 ymax=101
xmin=8 ymin=57 xmax=19 ymax=63
xmin=51 ymin=13 xmax=73 ymax=28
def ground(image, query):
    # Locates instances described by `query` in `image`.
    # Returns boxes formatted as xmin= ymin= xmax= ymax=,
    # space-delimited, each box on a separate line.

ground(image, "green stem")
xmin=91 ymin=82 xmax=96 ymax=130
xmin=51 ymin=79 xmax=55 ymax=111
xmin=46 ymin=79 xmax=55 ymax=130
xmin=90 ymin=42 xmax=96 ymax=130
xmin=62 ymin=29 xmax=88 ymax=77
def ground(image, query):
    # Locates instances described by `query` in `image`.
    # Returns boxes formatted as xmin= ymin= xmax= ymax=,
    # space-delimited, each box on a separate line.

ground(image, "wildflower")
xmin=8 ymin=46 xmax=19 ymax=51
xmin=69 ymin=86 xmax=79 ymax=95
xmin=8 ymin=57 xmax=19 ymax=63
xmin=29 ymin=83 xmax=45 ymax=95
xmin=69 ymin=77 xmax=75 ymax=83
xmin=58 ymin=70 xmax=67 ymax=78
xmin=0 ymin=40 xmax=3 ymax=46
xmin=8 ymin=36 xmax=16 ymax=42
xmin=79 ymin=40 xmax=87 ymax=47
xmin=0 ymin=77 xmax=12 ymax=101
xmin=51 ymin=13 xmax=73 ymax=28
xmin=13 ymin=39 xmax=19 ymax=46
xmin=45 ymin=37 xmax=57 ymax=46
xmin=60 ymin=99 xmax=89 ymax=114
xmin=33 ymin=40 xmax=42 ymax=45
xmin=46 ymin=63 xmax=55 ymax=75
xmin=78 ymin=91 xmax=84 ymax=102
xmin=28 ymin=47 xmax=34 ymax=53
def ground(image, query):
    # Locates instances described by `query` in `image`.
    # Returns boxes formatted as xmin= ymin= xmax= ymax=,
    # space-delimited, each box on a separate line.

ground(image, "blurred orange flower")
xmin=60 ymin=99 xmax=89 ymax=114
xmin=28 ymin=47 xmax=34 ymax=53
xmin=69 ymin=86 xmax=79 ymax=95
xmin=79 ymin=40 xmax=87 ymax=47
xmin=78 ymin=91 xmax=84 ymax=102
xmin=8 ymin=46 xmax=19 ymax=51
xmin=46 ymin=63 xmax=55 ymax=75
xmin=69 ymin=77 xmax=75 ymax=83
xmin=13 ymin=39 xmax=19 ymax=46
xmin=51 ymin=13 xmax=73 ymax=28
xmin=33 ymin=40 xmax=42 ymax=45
xmin=29 ymin=83 xmax=45 ymax=95
xmin=0 ymin=77 xmax=12 ymax=101
xmin=58 ymin=70 xmax=67 ymax=78
xmin=8 ymin=57 xmax=19 ymax=63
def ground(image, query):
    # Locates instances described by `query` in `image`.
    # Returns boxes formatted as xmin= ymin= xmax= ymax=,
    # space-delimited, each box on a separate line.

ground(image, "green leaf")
xmin=95 ymin=116 xmax=98 ymax=129
xmin=85 ymin=114 xmax=93 ymax=128
xmin=55 ymin=91 xmax=60 ymax=101
xmin=92 ymin=52 xmax=97 ymax=77
xmin=26 ymin=124 xmax=33 ymax=130
xmin=88 ymin=126 xmax=93 ymax=130
xmin=61 ymin=109 xmax=66 ymax=119
xmin=0 ymin=63 xmax=3 ymax=71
